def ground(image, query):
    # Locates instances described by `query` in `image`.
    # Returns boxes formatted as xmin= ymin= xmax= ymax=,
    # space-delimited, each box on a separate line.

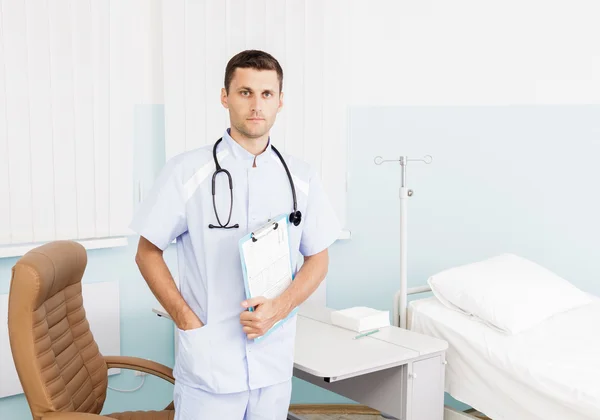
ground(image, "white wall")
xmin=347 ymin=0 xmax=600 ymax=106
xmin=146 ymin=0 xmax=600 ymax=112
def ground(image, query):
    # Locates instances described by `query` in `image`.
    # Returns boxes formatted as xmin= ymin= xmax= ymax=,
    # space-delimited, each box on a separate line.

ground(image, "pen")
xmin=354 ymin=329 xmax=380 ymax=340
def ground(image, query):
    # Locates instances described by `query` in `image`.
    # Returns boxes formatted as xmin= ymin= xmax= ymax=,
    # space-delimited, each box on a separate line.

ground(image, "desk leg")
xmin=293 ymin=353 xmax=446 ymax=420
xmin=294 ymin=365 xmax=406 ymax=419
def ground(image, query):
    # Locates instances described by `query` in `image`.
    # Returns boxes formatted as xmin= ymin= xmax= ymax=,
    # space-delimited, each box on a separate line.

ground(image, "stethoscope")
xmin=208 ymin=137 xmax=302 ymax=229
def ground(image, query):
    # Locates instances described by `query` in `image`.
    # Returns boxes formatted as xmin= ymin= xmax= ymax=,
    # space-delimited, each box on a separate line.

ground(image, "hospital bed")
xmin=374 ymin=153 xmax=600 ymax=419
xmin=402 ymin=280 xmax=600 ymax=420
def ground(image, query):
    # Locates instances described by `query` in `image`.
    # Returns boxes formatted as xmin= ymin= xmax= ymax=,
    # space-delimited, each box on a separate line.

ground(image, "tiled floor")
xmin=296 ymin=411 xmax=490 ymax=419
xmin=301 ymin=416 xmax=386 ymax=419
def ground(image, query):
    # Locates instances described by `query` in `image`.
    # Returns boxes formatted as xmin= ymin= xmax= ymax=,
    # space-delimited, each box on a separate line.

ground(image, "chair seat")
xmin=106 ymin=410 xmax=175 ymax=420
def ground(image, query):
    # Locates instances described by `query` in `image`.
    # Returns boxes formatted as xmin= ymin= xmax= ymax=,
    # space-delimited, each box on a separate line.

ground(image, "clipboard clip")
xmin=251 ymin=221 xmax=279 ymax=242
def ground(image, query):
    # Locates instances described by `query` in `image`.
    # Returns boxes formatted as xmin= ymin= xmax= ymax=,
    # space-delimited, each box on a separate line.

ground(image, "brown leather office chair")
xmin=8 ymin=240 xmax=176 ymax=420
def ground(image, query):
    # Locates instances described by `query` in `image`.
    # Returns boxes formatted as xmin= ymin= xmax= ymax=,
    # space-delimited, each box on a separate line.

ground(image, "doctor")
xmin=131 ymin=50 xmax=341 ymax=419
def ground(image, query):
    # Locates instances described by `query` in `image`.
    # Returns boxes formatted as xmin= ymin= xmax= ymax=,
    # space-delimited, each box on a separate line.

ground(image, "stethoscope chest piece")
xmin=289 ymin=210 xmax=302 ymax=226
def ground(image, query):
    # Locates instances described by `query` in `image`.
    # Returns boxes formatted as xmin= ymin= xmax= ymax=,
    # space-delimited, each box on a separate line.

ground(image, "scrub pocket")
xmin=176 ymin=324 xmax=214 ymax=391
xmin=175 ymin=318 xmax=247 ymax=393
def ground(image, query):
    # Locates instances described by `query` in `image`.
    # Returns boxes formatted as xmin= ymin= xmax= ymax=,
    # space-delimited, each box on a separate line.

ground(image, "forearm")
xmin=275 ymin=249 xmax=329 ymax=317
xmin=135 ymin=241 xmax=200 ymax=330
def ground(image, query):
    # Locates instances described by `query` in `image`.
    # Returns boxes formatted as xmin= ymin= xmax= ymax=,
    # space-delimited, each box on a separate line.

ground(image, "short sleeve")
xmin=299 ymin=169 xmax=342 ymax=256
xmin=129 ymin=157 xmax=187 ymax=250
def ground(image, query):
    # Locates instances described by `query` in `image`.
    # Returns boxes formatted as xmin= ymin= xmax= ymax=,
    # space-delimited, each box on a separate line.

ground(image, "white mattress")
xmin=409 ymin=297 xmax=600 ymax=420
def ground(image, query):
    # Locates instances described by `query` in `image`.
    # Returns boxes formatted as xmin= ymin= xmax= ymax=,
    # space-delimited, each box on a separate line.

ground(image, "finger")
xmin=243 ymin=326 xmax=263 ymax=336
xmin=240 ymin=311 xmax=255 ymax=321
xmin=242 ymin=326 xmax=256 ymax=334
xmin=242 ymin=296 xmax=267 ymax=309
xmin=240 ymin=311 xmax=261 ymax=323
xmin=242 ymin=320 xmax=263 ymax=329
xmin=244 ymin=321 xmax=271 ymax=335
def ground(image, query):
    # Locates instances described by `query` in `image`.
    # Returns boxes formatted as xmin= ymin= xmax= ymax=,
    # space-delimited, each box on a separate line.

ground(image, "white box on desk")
xmin=330 ymin=307 xmax=390 ymax=332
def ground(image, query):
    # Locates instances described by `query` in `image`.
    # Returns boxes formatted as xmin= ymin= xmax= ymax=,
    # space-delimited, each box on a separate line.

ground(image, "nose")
xmin=250 ymin=96 xmax=263 ymax=113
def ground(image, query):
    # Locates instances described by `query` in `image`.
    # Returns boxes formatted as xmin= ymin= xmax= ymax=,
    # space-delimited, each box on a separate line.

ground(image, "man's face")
xmin=221 ymin=68 xmax=283 ymax=140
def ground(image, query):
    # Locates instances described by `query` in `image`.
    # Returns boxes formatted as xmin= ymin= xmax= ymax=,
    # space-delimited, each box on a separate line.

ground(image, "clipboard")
xmin=239 ymin=213 xmax=299 ymax=341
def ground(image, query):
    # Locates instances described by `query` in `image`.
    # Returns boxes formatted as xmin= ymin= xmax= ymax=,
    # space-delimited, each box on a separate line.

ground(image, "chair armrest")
xmin=42 ymin=413 xmax=111 ymax=419
xmin=104 ymin=356 xmax=175 ymax=384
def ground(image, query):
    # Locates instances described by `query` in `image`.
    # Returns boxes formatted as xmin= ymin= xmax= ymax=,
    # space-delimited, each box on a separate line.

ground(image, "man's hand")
xmin=239 ymin=296 xmax=287 ymax=339
xmin=178 ymin=314 xmax=204 ymax=332
xmin=136 ymin=236 xmax=204 ymax=333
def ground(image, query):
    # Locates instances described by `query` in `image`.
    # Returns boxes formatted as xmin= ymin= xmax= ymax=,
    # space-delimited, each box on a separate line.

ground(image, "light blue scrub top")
xmin=130 ymin=129 xmax=341 ymax=394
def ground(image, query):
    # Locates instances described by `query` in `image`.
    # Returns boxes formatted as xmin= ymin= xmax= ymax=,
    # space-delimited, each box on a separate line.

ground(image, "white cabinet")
xmin=408 ymin=355 xmax=445 ymax=420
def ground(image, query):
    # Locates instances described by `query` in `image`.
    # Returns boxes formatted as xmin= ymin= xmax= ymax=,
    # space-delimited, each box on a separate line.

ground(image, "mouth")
xmin=247 ymin=118 xmax=264 ymax=121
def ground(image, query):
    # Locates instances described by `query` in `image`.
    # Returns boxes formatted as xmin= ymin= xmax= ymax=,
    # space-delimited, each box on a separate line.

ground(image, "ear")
xmin=221 ymin=88 xmax=229 ymax=109
xmin=277 ymin=91 xmax=284 ymax=113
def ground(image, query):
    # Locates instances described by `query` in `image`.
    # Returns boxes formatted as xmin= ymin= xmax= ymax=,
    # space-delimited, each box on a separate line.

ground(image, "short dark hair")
xmin=224 ymin=50 xmax=283 ymax=94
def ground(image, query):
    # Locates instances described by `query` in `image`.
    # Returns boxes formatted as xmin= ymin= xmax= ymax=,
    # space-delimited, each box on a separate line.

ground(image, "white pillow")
xmin=427 ymin=253 xmax=593 ymax=334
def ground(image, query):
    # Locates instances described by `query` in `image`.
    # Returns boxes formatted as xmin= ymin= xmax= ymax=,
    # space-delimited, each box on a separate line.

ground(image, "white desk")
xmin=153 ymin=304 xmax=448 ymax=420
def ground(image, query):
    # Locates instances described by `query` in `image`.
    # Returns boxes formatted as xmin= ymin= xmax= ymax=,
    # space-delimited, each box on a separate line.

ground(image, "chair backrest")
xmin=8 ymin=241 xmax=108 ymax=420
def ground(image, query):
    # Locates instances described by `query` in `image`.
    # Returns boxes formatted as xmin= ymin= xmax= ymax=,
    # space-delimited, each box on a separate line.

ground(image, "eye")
xmin=241 ymin=91 xmax=250 ymax=97
xmin=264 ymin=92 xmax=272 ymax=98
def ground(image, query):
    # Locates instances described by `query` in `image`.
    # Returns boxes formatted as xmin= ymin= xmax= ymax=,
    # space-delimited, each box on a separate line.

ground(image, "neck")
xmin=229 ymin=126 xmax=269 ymax=156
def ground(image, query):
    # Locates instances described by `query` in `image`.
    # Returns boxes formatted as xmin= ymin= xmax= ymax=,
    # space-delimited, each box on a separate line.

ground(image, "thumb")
xmin=242 ymin=296 xmax=267 ymax=309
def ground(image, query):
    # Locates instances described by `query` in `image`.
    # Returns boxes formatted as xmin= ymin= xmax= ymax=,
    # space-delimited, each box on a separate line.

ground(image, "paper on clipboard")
xmin=240 ymin=214 xmax=293 ymax=301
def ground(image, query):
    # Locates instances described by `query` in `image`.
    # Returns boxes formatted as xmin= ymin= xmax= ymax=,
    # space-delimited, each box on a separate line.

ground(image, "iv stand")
xmin=374 ymin=154 xmax=432 ymax=329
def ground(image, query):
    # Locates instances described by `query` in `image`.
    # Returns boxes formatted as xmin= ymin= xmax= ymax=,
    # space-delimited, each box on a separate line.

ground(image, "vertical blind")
xmin=0 ymin=0 xmax=134 ymax=247
xmin=162 ymin=0 xmax=351 ymax=227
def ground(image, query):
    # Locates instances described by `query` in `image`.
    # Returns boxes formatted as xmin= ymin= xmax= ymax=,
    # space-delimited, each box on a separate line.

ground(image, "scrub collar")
xmin=223 ymin=128 xmax=273 ymax=168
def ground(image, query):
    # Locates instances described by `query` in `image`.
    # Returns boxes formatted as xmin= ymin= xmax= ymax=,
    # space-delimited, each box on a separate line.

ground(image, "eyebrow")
xmin=239 ymin=86 xmax=275 ymax=94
